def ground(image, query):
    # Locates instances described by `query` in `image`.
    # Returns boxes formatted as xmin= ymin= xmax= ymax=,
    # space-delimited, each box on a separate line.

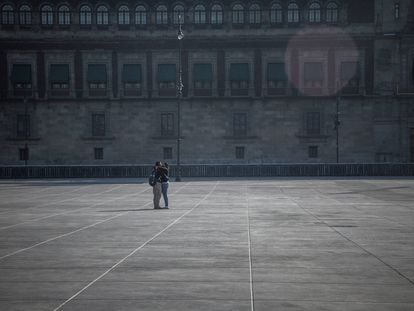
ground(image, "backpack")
xmin=148 ymin=170 xmax=157 ymax=186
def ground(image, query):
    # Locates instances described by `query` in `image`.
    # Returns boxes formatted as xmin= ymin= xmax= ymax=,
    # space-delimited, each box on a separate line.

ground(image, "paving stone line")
xmin=0 ymin=184 xmax=94 ymax=206
xmin=0 ymin=185 xmax=150 ymax=231
xmin=52 ymin=181 xmax=219 ymax=311
xmin=245 ymin=184 xmax=255 ymax=311
xmin=287 ymin=192 xmax=414 ymax=286
xmin=0 ymin=184 xmax=124 ymax=227
xmin=0 ymin=183 xmax=190 ymax=260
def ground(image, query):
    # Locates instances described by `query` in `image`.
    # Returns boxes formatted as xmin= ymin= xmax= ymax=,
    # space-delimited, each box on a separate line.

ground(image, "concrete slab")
xmin=0 ymin=178 xmax=413 ymax=310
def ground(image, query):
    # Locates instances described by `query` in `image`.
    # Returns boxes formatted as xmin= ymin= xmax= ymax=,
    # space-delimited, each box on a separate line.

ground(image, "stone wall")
xmin=0 ymin=96 xmax=410 ymax=165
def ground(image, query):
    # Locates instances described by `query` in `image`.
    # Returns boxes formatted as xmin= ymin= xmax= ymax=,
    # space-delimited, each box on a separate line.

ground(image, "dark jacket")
xmin=159 ymin=166 xmax=169 ymax=183
xmin=152 ymin=167 xmax=162 ymax=183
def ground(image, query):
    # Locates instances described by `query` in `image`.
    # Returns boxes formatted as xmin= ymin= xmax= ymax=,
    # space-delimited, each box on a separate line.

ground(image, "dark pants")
xmin=161 ymin=182 xmax=169 ymax=207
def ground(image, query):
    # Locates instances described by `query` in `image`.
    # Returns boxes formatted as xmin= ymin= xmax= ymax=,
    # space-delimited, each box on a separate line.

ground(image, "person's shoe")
xmin=164 ymin=206 xmax=169 ymax=209
xmin=154 ymin=207 xmax=162 ymax=209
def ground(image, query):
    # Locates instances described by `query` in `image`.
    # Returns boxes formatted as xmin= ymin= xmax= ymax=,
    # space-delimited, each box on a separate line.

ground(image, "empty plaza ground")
xmin=0 ymin=177 xmax=414 ymax=311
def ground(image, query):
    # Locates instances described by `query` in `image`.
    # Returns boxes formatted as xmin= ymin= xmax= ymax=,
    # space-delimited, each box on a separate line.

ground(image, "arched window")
xmin=58 ymin=5 xmax=70 ymax=25
xmin=287 ymin=3 xmax=299 ymax=23
xmin=97 ymin=5 xmax=109 ymax=25
xmin=118 ymin=5 xmax=130 ymax=25
xmin=173 ymin=4 xmax=184 ymax=24
xmin=326 ymin=2 xmax=338 ymax=23
xmin=232 ymin=4 xmax=244 ymax=24
xmin=2 ymin=4 xmax=14 ymax=25
xmin=156 ymin=5 xmax=168 ymax=24
xmin=270 ymin=3 xmax=282 ymax=24
xmin=194 ymin=4 xmax=206 ymax=24
xmin=309 ymin=3 xmax=321 ymax=23
xmin=249 ymin=4 xmax=261 ymax=24
xmin=19 ymin=5 xmax=31 ymax=25
xmin=79 ymin=5 xmax=91 ymax=25
xmin=135 ymin=5 xmax=147 ymax=25
xmin=41 ymin=5 xmax=53 ymax=25
xmin=211 ymin=4 xmax=223 ymax=24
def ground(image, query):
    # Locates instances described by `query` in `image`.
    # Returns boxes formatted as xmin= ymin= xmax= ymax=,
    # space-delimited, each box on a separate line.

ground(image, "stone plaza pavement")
xmin=0 ymin=178 xmax=413 ymax=311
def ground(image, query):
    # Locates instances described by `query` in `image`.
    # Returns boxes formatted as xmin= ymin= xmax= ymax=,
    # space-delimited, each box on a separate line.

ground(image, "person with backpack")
xmin=159 ymin=162 xmax=169 ymax=209
xmin=149 ymin=161 xmax=162 ymax=209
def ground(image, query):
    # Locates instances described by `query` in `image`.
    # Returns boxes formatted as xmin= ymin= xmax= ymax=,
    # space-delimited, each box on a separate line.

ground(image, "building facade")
xmin=0 ymin=0 xmax=413 ymax=165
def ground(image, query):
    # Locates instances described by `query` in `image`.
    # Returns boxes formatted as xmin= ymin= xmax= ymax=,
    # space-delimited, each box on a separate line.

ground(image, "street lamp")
xmin=175 ymin=14 xmax=184 ymax=182
xmin=22 ymin=96 xmax=29 ymax=178
xmin=334 ymin=85 xmax=341 ymax=163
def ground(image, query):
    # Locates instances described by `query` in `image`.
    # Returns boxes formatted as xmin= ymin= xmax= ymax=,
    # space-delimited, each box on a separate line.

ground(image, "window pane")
xmin=288 ymin=3 xmax=299 ymax=23
xmin=326 ymin=2 xmax=338 ymax=22
xmin=41 ymin=5 xmax=53 ymax=25
xmin=211 ymin=4 xmax=223 ymax=24
xmin=163 ymin=147 xmax=173 ymax=159
xmin=193 ymin=63 xmax=212 ymax=81
xmin=50 ymin=64 xmax=69 ymax=83
xmin=58 ymin=6 xmax=70 ymax=25
xmin=232 ymin=4 xmax=244 ymax=24
xmin=194 ymin=5 xmax=206 ymax=24
xmin=156 ymin=5 xmax=168 ymax=24
xmin=87 ymin=64 xmax=107 ymax=83
xmin=230 ymin=63 xmax=249 ymax=81
xmin=19 ymin=5 xmax=31 ymax=25
xmin=122 ymin=64 xmax=142 ymax=82
xmin=2 ymin=5 xmax=14 ymax=25
xmin=249 ymin=4 xmax=260 ymax=24
xmin=19 ymin=147 xmax=29 ymax=161
xmin=306 ymin=112 xmax=320 ymax=135
xmin=157 ymin=64 xmax=176 ymax=82
xmin=94 ymin=148 xmax=103 ymax=160
xmin=161 ymin=113 xmax=174 ymax=136
xmin=173 ymin=5 xmax=184 ymax=24
xmin=234 ymin=113 xmax=247 ymax=136
xmin=92 ymin=114 xmax=105 ymax=136
xmin=235 ymin=146 xmax=245 ymax=159
xmin=11 ymin=64 xmax=32 ymax=83
xmin=304 ymin=62 xmax=323 ymax=82
xmin=80 ymin=5 xmax=91 ymax=25
xmin=97 ymin=6 xmax=108 ymax=25
xmin=17 ymin=114 xmax=30 ymax=137
xmin=308 ymin=146 xmax=318 ymax=158
xmin=118 ymin=5 xmax=130 ymax=25
xmin=270 ymin=4 xmax=282 ymax=23
xmin=135 ymin=5 xmax=146 ymax=25
xmin=309 ymin=3 xmax=321 ymax=22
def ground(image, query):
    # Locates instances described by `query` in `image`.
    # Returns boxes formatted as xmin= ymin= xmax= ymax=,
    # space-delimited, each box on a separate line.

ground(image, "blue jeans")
xmin=161 ymin=182 xmax=169 ymax=207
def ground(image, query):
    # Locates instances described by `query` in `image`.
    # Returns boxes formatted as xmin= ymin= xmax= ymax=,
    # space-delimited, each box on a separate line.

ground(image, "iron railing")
xmin=0 ymin=163 xmax=413 ymax=179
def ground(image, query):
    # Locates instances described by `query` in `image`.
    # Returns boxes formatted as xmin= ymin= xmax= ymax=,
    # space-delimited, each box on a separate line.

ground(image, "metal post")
xmin=175 ymin=14 xmax=184 ymax=182
xmin=334 ymin=87 xmax=341 ymax=163
xmin=24 ymin=97 xmax=29 ymax=177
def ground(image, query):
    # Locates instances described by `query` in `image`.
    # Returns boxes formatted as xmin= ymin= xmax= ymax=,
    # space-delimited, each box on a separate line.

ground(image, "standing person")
xmin=150 ymin=161 xmax=162 ymax=209
xmin=160 ymin=162 xmax=169 ymax=209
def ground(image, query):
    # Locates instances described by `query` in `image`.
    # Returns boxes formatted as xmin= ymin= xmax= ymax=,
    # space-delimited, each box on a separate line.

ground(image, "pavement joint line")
xmin=312 ymin=184 xmax=409 ymax=227
xmin=0 ymin=184 xmax=124 ymax=219
xmin=0 ymin=185 xmax=149 ymax=231
xmin=245 ymin=185 xmax=255 ymax=311
xmin=0 ymin=184 xmax=95 ymax=207
xmin=0 ymin=209 xmax=138 ymax=261
xmin=0 ymin=182 xmax=191 ymax=260
xmin=286 ymin=193 xmax=414 ymax=287
xmin=52 ymin=181 xmax=219 ymax=311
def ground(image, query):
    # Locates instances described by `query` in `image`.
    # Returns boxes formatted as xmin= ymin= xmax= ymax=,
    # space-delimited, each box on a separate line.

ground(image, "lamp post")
xmin=23 ymin=96 xmax=29 ymax=177
xmin=175 ymin=14 xmax=184 ymax=182
xmin=334 ymin=86 xmax=341 ymax=163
